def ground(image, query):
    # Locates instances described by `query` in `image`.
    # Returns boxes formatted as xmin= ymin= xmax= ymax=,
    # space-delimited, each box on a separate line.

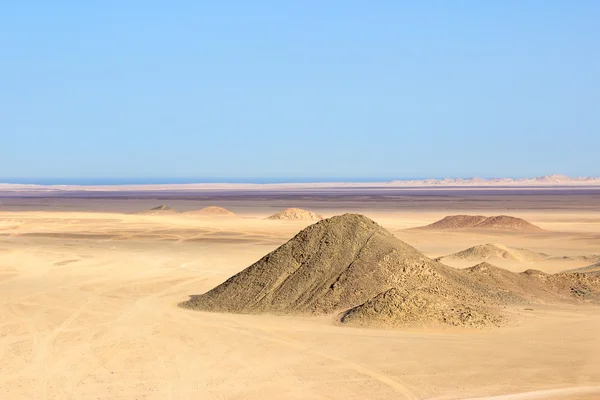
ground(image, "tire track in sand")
xmin=179 ymin=311 xmax=420 ymax=400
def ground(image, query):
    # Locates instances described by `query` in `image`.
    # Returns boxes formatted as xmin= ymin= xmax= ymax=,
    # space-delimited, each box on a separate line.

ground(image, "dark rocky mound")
xmin=181 ymin=214 xmax=504 ymax=327
xmin=133 ymin=205 xmax=177 ymax=215
xmin=475 ymin=216 xmax=544 ymax=232
xmin=520 ymin=269 xmax=548 ymax=277
xmin=151 ymin=205 xmax=173 ymax=211
xmin=418 ymin=215 xmax=544 ymax=232
xmin=422 ymin=215 xmax=488 ymax=230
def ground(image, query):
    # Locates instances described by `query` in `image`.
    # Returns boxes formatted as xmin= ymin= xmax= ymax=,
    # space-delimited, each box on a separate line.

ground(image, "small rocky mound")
xmin=466 ymin=262 xmax=500 ymax=273
xmin=520 ymin=269 xmax=548 ymax=277
xmin=266 ymin=208 xmax=323 ymax=221
xmin=436 ymin=244 xmax=547 ymax=263
xmin=186 ymin=206 xmax=235 ymax=216
xmin=418 ymin=215 xmax=544 ymax=232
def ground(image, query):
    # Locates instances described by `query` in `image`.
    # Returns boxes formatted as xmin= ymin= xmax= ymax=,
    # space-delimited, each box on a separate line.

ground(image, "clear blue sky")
xmin=1 ymin=1 xmax=598 ymax=182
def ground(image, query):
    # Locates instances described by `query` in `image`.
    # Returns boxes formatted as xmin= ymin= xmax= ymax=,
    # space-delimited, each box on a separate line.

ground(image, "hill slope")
xmin=564 ymin=262 xmax=600 ymax=276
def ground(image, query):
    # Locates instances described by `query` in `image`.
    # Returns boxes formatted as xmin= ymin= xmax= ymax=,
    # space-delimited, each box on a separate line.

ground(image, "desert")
xmin=1 ymin=185 xmax=600 ymax=399
xmin=5 ymin=2 xmax=598 ymax=398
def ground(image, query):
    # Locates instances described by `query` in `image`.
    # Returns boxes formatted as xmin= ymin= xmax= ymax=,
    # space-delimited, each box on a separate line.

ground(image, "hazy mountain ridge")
xmin=1 ymin=174 xmax=599 ymax=192
xmin=390 ymin=174 xmax=600 ymax=186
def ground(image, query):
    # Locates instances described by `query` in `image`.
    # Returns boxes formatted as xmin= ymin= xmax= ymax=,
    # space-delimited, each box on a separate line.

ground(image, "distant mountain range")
xmin=1 ymin=174 xmax=599 ymax=191
xmin=389 ymin=174 xmax=600 ymax=186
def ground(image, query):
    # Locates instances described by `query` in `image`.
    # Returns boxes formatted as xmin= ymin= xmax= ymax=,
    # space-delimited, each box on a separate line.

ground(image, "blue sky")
xmin=1 ymin=1 xmax=598 ymax=182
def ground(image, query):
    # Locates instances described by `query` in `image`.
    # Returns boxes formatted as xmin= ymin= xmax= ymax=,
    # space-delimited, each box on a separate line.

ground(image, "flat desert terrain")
xmin=1 ymin=187 xmax=600 ymax=399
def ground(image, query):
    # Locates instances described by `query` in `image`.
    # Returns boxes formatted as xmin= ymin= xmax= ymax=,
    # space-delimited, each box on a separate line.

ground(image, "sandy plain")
xmin=1 ymin=187 xmax=600 ymax=399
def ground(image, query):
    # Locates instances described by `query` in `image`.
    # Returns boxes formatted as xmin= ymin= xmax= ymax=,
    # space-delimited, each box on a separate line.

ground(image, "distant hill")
xmin=185 ymin=206 xmax=235 ymax=216
xmin=266 ymin=208 xmax=323 ymax=221
xmin=417 ymin=215 xmax=544 ymax=232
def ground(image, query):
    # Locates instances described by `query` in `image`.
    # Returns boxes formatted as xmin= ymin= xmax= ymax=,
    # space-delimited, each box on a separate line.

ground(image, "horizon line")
xmin=0 ymin=174 xmax=598 ymax=187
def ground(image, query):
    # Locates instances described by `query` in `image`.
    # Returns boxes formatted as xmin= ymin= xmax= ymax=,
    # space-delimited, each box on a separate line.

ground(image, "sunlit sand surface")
xmin=1 ymin=189 xmax=599 ymax=399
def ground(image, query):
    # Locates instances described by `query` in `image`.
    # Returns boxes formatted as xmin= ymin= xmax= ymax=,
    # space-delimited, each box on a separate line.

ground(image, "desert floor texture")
xmin=1 ymin=187 xmax=599 ymax=399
